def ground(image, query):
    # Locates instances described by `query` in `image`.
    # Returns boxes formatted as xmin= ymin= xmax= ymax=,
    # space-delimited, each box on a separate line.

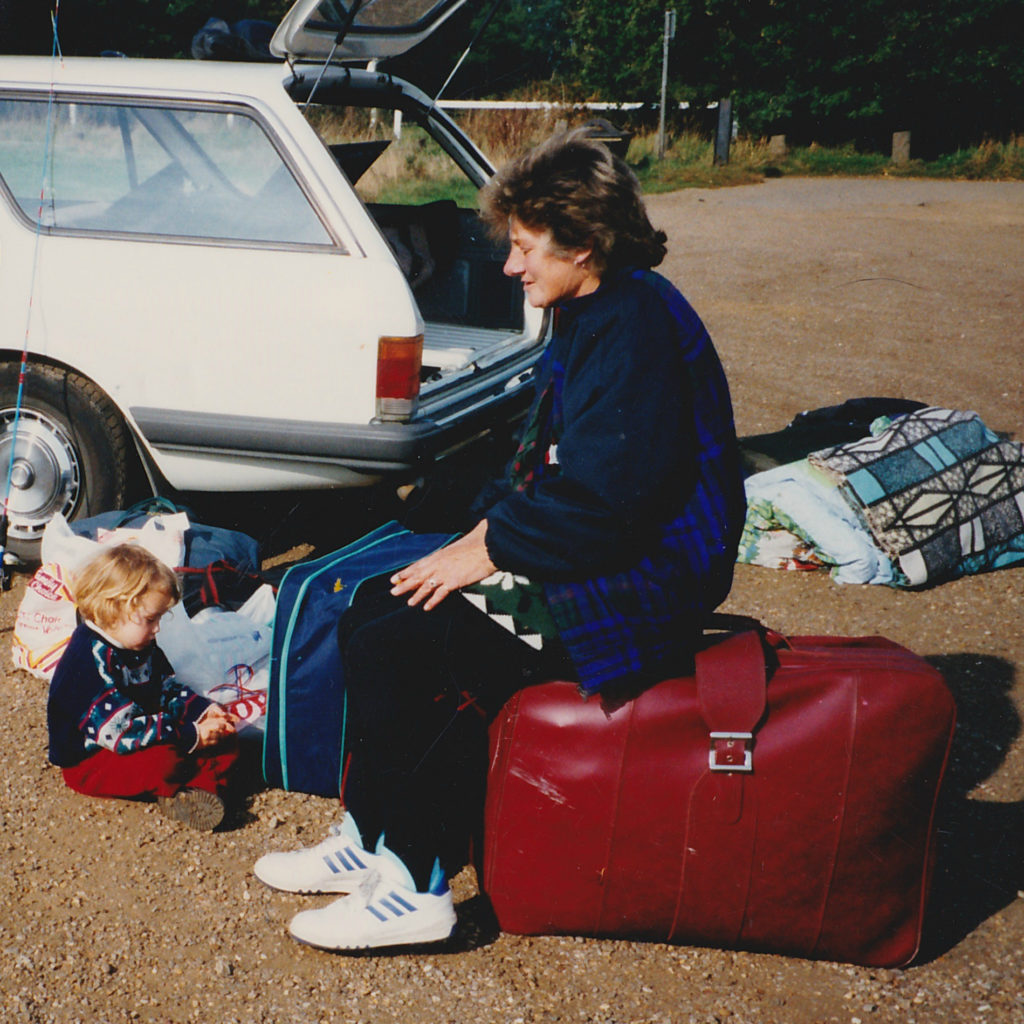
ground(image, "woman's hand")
xmin=391 ymin=520 xmax=497 ymax=611
xmin=195 ymin=704 xmax=238 ymax=748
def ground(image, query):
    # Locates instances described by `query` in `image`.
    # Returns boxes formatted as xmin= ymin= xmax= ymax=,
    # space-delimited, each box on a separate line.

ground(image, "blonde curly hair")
xmin=72 ymin=544 xmax=180 ymax=631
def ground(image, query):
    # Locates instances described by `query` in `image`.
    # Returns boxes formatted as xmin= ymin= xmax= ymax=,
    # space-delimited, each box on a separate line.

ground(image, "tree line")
xmin=2 ymin=0 xmax=1020 ymax=153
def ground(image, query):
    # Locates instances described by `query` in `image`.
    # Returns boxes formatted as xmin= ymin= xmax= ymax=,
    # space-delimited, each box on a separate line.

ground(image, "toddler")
xmin=47 ymin=543 xmax=239 ymax=830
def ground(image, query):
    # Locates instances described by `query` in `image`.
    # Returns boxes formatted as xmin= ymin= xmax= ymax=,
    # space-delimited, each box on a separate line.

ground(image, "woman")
xmin=253 ymin=130 xmax=745 ymax=951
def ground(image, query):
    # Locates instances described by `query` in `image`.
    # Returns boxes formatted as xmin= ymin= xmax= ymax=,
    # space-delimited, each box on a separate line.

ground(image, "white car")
xmin=0 ymin=0 xmax=545 ymax=559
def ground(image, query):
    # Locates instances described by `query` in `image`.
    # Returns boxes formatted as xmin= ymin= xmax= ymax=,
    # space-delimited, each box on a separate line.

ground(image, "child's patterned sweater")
xmin=47 ymin=621 xmax=212 ymax=767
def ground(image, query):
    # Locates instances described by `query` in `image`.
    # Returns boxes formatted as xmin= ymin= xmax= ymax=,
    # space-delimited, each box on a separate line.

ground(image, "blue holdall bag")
xmin=70 ymin=495 xmax=262 ymax=574
xmin=263 ymin=520 xmax=456 ymax=797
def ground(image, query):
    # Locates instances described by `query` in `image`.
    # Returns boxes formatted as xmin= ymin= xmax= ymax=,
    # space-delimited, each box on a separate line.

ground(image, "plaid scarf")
xmin=461 ymin=349 xmax=561 ymax=646
xmin=507 ymin=347 xmax=560 ymax=493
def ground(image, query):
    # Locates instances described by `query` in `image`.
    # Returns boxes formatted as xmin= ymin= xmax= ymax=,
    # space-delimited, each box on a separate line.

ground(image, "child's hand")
xmin=195 ymin=704 xmax=237 ymax=748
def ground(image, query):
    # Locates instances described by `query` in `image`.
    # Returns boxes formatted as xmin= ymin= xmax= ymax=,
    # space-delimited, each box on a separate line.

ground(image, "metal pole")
xmin=657 ymin=10 xmax=674 ymax=159
xmin=714 ymin=96 xmax=732 ymax=165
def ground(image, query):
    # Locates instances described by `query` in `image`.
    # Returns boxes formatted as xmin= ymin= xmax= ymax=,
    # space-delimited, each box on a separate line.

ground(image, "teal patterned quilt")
xmin=809 ymin=407 xmax=1024 ymax=587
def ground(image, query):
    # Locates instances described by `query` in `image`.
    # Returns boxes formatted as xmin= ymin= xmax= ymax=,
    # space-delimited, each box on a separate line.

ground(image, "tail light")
xmin=375 ymin=334 xmax=423 ymax=421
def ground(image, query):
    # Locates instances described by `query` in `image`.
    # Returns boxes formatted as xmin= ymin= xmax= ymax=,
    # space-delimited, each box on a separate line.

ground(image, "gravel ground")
xmin=1 ymin=177 xmax=1023 ymax=1024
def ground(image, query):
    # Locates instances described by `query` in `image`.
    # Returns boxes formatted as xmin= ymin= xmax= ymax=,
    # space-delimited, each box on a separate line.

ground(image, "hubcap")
xmin=9 ymin=459 xmax=35 ymax=489
xmin=0 ymin=409 xmax=81 ymax=542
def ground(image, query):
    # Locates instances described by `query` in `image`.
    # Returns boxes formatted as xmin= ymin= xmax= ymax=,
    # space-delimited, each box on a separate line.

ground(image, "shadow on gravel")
xmin=182 ymin=487 xmax=404 ymax=567
xmin=177 ymin=435 xmax=514 ymax=568
xmin=918 ymin=653 xmax=1023 ymax=963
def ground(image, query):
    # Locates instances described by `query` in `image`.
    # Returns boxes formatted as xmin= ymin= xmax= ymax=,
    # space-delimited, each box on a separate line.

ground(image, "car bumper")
xmin=130 ymin=385 xmax=532 ymax=478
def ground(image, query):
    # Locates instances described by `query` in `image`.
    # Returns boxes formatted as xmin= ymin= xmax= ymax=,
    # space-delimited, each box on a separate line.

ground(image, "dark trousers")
xmin=337 ymin=576 xmax=565 ymax=890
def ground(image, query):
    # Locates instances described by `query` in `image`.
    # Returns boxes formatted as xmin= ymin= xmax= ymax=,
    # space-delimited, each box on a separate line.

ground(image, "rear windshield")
xmin=303 ymin=104 xmax=481 ymax=208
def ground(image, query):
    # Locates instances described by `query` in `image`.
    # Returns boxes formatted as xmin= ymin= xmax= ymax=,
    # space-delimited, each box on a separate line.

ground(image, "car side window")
xmin=0 ymin=96 xmax=335 ymax=247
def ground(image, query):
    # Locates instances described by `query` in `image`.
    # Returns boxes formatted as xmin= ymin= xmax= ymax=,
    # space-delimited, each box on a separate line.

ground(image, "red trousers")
xmin=62 ymin=741 xmax=239 ymax=801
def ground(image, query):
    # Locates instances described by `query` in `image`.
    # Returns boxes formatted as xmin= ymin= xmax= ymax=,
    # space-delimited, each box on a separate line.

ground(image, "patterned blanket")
xmin=809 ymin=407 xmax=1024 ymax=586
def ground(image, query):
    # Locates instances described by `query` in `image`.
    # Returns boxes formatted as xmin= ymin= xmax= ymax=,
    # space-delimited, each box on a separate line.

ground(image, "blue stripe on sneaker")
xmin=388 ymin=891 xmax=417 ymax=913
xmin=323 ymin=855 xmax=340 ymax=875
xmin=367 ymin=904 xmax=389 ymax=922
xmin=331 ymin=847 xmax=367 ymax=872
xmin=378 ymin=896 xmax=405 ymax=916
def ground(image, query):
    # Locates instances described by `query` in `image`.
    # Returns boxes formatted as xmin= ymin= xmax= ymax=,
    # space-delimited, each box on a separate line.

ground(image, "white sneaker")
xmin=288 ymin=848 xmax=456 ymax=951
xmin=253 ymin=815 xmax=380 ymax=894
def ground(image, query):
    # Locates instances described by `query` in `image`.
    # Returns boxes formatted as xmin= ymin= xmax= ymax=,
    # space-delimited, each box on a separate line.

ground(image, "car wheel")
xmin=0 ymin=362 xmax=129 ymax=563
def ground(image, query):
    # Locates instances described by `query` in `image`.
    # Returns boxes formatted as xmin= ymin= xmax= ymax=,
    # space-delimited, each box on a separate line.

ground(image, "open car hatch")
xmin=271 ymin=0 xmax=471 ymax=62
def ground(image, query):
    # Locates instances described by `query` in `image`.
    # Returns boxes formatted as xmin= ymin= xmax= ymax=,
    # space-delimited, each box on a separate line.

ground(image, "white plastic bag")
xmin=11 ymin=562 xmax=79 ymax=678
xmin=40 ymin=511 xmax=188 ymax=573
xmin=157 ymin=584 xmax=275 ymax=732
xmin=10 ymin=512 xmax=192 ymax=681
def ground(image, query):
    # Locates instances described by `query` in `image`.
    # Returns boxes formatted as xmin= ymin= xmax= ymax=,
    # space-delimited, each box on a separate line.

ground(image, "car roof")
xmin=0 ymin=55 xmax=296 ymax=104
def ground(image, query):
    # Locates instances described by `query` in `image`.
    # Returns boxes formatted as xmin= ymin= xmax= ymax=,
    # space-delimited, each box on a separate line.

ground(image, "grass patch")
xmin=630 ymin=131 xmax=1024 ymax=191
xmin=629 ymin=133 xmax=766 ymax=191
xmin=303 ymin=103 xmax=1024 ymax=208
xmin=914 ymin=136 xmax=1024 ymax=180
xmin=373 ymin=172 xmax=481 ymax=207
xmin=779 ymin=142 xmax=891 ymax=177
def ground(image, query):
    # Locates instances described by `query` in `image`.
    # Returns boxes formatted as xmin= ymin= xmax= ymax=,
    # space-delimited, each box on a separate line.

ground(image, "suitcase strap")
xmin=696 ymin=630 xmax=768 ymax=772
xmin=672 ymin=631 xmax=768 ymax=944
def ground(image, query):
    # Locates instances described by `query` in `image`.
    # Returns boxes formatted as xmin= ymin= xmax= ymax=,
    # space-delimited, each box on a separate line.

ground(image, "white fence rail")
xmin=391 ymin=99 xmax=718 ymax=138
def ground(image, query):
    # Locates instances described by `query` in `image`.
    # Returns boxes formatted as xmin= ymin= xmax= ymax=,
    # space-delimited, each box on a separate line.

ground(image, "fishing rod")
xmin=0 ymin=3 xmax=63 ymax=590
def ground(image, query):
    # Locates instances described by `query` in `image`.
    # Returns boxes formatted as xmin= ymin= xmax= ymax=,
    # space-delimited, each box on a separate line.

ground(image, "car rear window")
xmin=0 ymin=96 xmax=333 ymax=246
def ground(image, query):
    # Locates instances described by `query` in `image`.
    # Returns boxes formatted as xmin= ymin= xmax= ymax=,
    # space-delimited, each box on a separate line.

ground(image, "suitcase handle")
xmin=703 ymin=612 xmax=791 ymax=651
xmin=695 ymin=630 xmax=770 ymax=773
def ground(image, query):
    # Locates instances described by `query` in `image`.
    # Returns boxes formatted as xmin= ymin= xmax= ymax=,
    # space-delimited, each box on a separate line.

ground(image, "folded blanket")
xmin=809 ymin=407 xmax=1024 ymax=586
xmin=739 ymin=459 xmax=895 ymax=585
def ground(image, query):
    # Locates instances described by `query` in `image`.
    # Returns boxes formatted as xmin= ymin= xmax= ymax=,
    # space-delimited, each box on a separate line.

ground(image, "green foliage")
xmin=777 ymin=144 xmax=892 ymax=177
xmin=384 ymin=0 xmax=572 ymax=99
xmin=2 ymin=0 xmax=1018 ymax=152
xmin=565 ymin=0 xmax=665 ymax=101
xmin=672 ymin=0 xmax=1024 ymax=149
xmin=352 ymin=122 xmax=1024 ymax=207
xmin=920 ymin=137 xmax=1024 ymax=180
xmin=55 ymin=0 xmax=291 ymax=59
xmin=628 ymin=131 xmax=763 ymax=191
xmin=459 ymin=0 xmax=573 ymax=93
xmin=626 ymin=131 xmax=1024 ymax=189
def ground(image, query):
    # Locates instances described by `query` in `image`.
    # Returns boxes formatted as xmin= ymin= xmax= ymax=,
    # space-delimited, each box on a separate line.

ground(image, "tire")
xmin=0 ymin=362 xmax=129 ymax=563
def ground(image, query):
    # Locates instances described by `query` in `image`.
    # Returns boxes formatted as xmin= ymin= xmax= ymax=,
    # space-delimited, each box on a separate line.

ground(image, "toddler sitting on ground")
xmin=47 ymin=543 xmax=239 ymax=830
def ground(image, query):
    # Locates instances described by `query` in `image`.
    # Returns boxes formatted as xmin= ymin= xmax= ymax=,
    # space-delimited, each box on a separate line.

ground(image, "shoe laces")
xmin=354 ymin=868 xmax=385 ymax=907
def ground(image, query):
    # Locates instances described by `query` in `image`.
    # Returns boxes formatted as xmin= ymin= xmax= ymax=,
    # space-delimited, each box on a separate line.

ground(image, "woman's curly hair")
xmin=479 ymin=128 xmax=667 ymax=274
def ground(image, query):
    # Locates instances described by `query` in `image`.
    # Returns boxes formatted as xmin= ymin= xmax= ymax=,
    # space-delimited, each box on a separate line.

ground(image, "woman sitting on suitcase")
xmin=253 ymin=129 xmax=746 ymax=952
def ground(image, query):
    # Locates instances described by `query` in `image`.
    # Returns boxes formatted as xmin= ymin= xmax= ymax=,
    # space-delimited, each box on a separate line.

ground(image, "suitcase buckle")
xmin=708 ymin=732 xmax=754 ymax=772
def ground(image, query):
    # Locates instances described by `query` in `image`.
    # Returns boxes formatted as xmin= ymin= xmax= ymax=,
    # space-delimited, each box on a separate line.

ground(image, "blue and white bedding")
xmin=738 ymin=407 xmax=1024 ymax=588
xmin=739 ymin=459 xmax=896 ymax=584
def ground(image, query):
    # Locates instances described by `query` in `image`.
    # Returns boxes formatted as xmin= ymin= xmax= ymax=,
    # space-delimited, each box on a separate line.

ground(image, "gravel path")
xmin=1 ymin=177 xmax=1022 ymax=1024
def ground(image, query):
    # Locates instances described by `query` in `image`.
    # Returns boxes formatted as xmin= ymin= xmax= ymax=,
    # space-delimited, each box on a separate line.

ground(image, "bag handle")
xmin=695 ymin=630 xmax=769 ymax=772
xmin=702 ymin=611 xmax=791 ymax=651
xmin=115 ymin=495 xmax=185 ymax=527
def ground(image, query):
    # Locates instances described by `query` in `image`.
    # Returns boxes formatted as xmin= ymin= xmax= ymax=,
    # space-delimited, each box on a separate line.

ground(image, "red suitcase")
xmin=483 ymin=630 xmax=955 ymax=967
